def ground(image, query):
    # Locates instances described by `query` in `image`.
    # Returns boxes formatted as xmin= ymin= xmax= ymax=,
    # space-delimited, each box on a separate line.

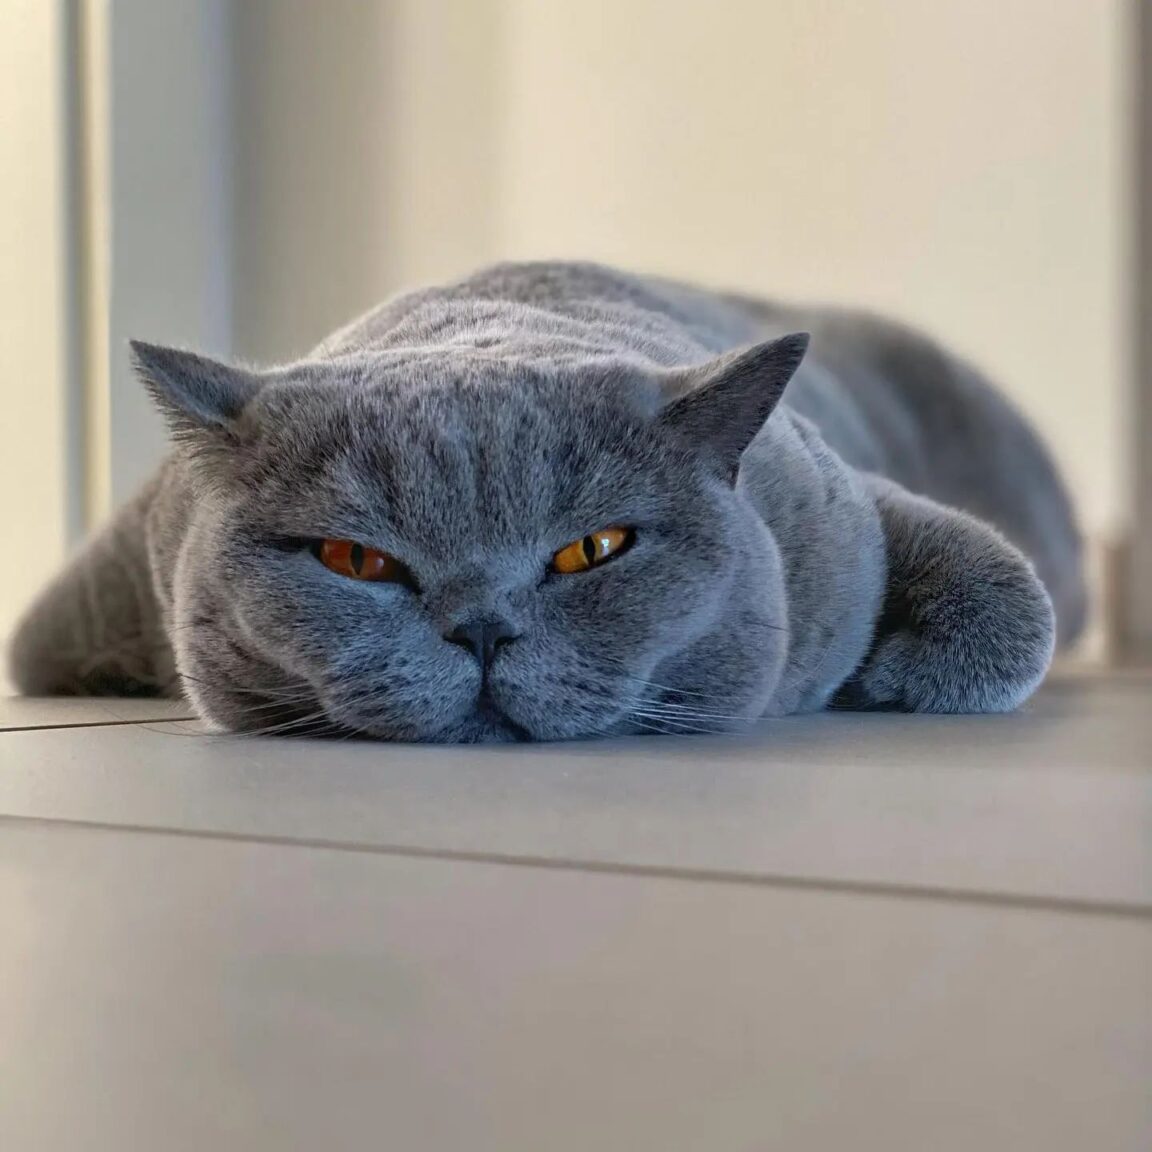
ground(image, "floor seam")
xmin=2 ymin=811 xmax=1149 ymax=923
xmin=0 ymin=717 xmax=195 ymax=733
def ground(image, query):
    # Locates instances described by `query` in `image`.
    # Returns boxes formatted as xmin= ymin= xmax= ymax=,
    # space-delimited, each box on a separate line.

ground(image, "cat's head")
xmin=132 ymin=335 xmax=807 ymax=741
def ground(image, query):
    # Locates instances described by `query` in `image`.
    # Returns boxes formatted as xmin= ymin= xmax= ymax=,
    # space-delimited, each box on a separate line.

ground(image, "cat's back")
xmin=770 ymin=304 xmax=1086 ymax=643
xmin=315 ymin=261 xmax=769 ymax=366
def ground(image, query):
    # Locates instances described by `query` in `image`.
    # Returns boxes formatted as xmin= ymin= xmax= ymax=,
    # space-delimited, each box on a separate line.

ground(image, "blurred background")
xmin=3 ymin=0 xmax=1149 ymax=661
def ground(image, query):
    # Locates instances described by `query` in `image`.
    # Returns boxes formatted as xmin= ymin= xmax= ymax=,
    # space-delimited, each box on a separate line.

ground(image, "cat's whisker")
xmin=630 ymin=713 xmax=742 ymax=728
xmin=628 ymin=703 xmax=745 ymax=722
xmin=186 ymin=681 xmax=317 ymax=700
xmin=625 ymin=715 xmax=684 ymax=736
xmin=626 ymin=706 xmax=731 ymax=732
xmin=177 ymin=671 xmax=319 ymax=706
xmin=617 ymin=676 xmax=740 ymax=704
xmin=179 ymin=674 xmax=310 ymax=698
xmin=622 ymin=694 xmax=755 ymax=721
xmin=233 ymin=708 xmax=339 ymax=739
xmin=630 ymin=717 xmax=721 ymax=736
xmin=124 ymin=720 xmax=220 ymax=740
xmin=628 ymin=717 xmax=702 ymax=734
xmin=133 ymin=710 xmax=323 ymax=743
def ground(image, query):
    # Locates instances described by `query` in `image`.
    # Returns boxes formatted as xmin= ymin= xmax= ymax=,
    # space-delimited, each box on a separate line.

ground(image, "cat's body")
xmin=9 ymin=261 xmax=1083 ymax=739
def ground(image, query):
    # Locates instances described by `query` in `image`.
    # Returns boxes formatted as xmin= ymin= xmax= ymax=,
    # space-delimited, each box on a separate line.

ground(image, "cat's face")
xmin=136 ymin=338 xmax=806 ymax=741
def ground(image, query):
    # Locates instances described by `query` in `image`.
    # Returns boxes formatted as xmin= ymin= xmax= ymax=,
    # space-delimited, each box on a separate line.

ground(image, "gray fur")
xmin=7 ymin=261 xmax=1083 ymax=740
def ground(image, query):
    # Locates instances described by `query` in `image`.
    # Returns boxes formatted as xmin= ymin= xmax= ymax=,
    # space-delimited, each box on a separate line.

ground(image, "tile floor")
xmin=0 ymin=675 xmax=1149 ymax=1151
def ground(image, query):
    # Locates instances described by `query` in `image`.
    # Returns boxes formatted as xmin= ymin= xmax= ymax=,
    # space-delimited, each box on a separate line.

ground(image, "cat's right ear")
xmin=130 ymin=341 xmax=262 ymax=447
xmin=657 ymin=333 xmax=809 ymax=483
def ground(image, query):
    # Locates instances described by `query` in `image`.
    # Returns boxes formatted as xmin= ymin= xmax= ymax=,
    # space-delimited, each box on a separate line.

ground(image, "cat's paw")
xmin=834 ymin=480 xmax=1056 ymax=713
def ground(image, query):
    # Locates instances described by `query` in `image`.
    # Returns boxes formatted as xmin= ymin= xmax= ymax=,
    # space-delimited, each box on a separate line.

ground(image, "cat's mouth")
xmin=472 ymin=686 xmax=533 ymax=742
xmin=304 ymin=680 xmax=535 ymax=743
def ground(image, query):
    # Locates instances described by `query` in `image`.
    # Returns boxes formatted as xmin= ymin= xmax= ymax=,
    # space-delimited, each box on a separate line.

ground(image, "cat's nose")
xmin=443 ymin=617 xmax=520 ymax=670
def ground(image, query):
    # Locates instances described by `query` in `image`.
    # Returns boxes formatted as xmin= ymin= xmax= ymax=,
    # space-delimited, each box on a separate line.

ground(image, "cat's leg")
xmin=833 ymin=476 xmax=1055 ymax=712
xmin=6 ymin=479 xmax=175 ymax=697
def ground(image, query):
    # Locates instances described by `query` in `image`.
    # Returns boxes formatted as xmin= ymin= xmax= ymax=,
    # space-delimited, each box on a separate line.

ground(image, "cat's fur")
xmin=8 ymin=261 xmax=1084 ymax=740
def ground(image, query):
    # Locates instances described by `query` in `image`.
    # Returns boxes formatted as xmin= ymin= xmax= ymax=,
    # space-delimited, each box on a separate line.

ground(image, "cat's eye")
xmin=551 ymin=527 xmax=633 ymax=574
xmin=316 ymin=539 xmax=410 ymax=583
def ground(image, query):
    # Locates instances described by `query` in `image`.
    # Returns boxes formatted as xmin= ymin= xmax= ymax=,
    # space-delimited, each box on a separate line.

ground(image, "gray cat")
xmin=8 ymin=261 xmax=1084 ymax=741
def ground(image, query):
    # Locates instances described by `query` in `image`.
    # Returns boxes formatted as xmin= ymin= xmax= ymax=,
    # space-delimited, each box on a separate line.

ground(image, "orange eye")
xmin=317 ymin=539 xmax=409 ymax=583
xmin=551 ymin=527 xmax=633 ymax=574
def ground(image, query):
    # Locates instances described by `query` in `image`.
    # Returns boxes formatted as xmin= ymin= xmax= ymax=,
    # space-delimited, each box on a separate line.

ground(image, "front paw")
xmin=836 ymin=482 xmax=1056 ymax=713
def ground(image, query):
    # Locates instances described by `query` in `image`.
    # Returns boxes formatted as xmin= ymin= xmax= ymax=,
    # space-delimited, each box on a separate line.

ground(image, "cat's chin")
xmin=324 ymin=699 xmax=536 ymax=744
xmin=450 ymin=702 xmax=534 ymax=744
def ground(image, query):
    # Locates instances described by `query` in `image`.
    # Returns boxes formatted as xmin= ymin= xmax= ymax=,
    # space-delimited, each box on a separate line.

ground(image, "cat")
xmin=7 ymin=261 xmax=1084 ymax=741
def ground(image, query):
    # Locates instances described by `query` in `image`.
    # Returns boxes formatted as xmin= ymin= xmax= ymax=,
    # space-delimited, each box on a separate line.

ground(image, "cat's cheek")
xmin=550 ymin=554 xmax=729 ymax=652
xmin=318 ymin=642 xmax=482 ymax=741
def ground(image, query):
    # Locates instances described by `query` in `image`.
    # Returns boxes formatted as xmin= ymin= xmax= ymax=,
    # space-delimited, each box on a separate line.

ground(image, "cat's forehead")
xmin=249 ymin=357 xmax=677 ymax=541
xmin=278 ymin=355 xmax=652 ymax=464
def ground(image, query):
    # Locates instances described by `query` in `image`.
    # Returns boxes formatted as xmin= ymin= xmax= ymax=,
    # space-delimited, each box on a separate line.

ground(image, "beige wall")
xmin=495 ymin=0 xmax=1129 ymax=538
xmin=229 ymin=0 xmax=503 ymax=363
xmin=0 ymin=1 xmax=74 ymax=647
xmin=104 ymin=0 xmax=235 ymax=506
xmin=232 ymin=0 xmax=393 ymax=363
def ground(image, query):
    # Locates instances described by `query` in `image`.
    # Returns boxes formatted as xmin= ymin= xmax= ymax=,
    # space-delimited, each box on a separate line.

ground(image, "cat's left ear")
xmin=130 ymin=341 xmax=262 ymax=445
xmin=658 ymin=333 xmax=809 ymax=483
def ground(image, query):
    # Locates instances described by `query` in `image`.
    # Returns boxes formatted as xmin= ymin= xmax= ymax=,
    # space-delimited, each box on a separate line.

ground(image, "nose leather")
xmin=444 ymin=618 xmax=519 ymax=670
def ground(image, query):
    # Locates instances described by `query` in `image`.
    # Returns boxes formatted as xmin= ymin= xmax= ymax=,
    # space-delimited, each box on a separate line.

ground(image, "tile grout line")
xmin=2 ymin=811 xmax=1149 ymax=923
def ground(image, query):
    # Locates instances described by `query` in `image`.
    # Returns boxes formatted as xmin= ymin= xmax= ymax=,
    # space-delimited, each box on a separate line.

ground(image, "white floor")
xmin=1 ymin=675 xmax=1149 ymax=1151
